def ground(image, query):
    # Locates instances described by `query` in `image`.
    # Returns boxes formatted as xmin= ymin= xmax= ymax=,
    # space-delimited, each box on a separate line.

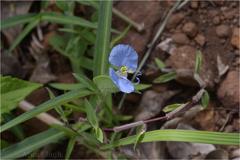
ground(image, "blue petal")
xmin=109 ymin=44 xmax=138 ymax=72
xmin=118 ymin=77 xmax=134 ymax=93
xmin=109 ymin=68 xmax=134 ymax=93
xmin=109 ymin=68 xmax=119 ymax=87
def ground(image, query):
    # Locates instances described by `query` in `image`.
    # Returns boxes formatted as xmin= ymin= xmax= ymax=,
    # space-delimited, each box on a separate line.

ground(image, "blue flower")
xmin=109 ymin=44 xmax=138 ymax=93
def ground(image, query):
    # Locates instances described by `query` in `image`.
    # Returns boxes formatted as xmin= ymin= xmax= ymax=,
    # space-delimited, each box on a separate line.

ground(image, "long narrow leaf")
xmin=1 ymin=90 xmax=92 ymax=133
xmin=101 ymin=129 xmax=239 ymax=149
xmin=93 ymin=1 xmax=112 ymax=76
xmin=0 ymin=13 xmax=37 ymax=30
xmin=41 ymin=12 xmax=96 ymax=29
xmin=1 ymin=128 xmax=65 ymax=159
xmin=1 ymin=124 xmax=90 ymax=159
xmin=65 ymin=136 xmax=77 ymax=160
xmin=9 ymin=18 xmax=40 ymax=51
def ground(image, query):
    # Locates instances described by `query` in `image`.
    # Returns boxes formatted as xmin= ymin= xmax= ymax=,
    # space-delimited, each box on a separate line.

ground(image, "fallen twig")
xmin=107 ymin=89 xmax=205 ymax=132
xmin=19 ymin=100 xmax=63 ymax=126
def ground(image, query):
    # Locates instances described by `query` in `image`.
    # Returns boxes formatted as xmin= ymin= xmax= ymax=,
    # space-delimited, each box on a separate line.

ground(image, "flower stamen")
xmin=120 ymin=66 xmax=128 ymax=76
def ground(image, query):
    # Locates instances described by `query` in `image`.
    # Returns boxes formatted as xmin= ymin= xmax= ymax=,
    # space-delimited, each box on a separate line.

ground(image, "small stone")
xmin=217 ymin=70 xmax=240 ymax=108
xmin=224 ymin=125 xmax=233 ymax=132
xmin=172 ymin=32 xmax=190 ymax=45
xmin=209 ymin=10 xmax=219 ymax=18
xmin=167 ymin=13 xmax=185 ymax=29
xmin=190 ymin=1 xmax=198 ymax=9
xmin=220 ymin=39 xmax=226 ymax=44
xmin=213 ymin=16 xmax=220 ymax=25
xmin=194 ymin=34 xmax=206 ymax=46
xmin=200 ymin=1 xmax=207 ymax=8
xmin=182 ymin=22 xmax=198 ymax=37
xmin=223 ymin=9 xmax=237 ymax=20
xmin=231 ymin=27 xmax=240 ymax=49
xmin=216 ymin=25 xmax=231 ymax=38
xmin=166 ymin=45 xmax=215 ymax=88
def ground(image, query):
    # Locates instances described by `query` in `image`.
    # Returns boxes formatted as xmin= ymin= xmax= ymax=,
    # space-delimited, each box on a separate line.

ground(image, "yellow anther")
xmin=120 ymin=66 xmax=128 ymax=75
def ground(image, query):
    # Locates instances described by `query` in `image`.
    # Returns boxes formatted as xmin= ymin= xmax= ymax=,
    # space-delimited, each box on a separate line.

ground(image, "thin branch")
xmin=106 ymin=89 xmax=204 ymax=132
xmin=118 ymin=1 xmax=182 ymax=109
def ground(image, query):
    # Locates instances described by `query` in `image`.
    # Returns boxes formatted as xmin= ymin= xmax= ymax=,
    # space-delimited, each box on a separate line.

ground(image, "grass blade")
xmin=101 ymin=129 xmax=239 ymax=149
xmin=153 ymin=72 xmax=177 ymax=83
xmin=65 ymin=136 xmax=77 ymax=160
xmin=1 ymin=128 xmax=65 ymax=159
xmin=41 ymin=12 xmax=97 ymax=29
xmin=1 ymin=90 xmax=92 ymax=133
xmin=1 ymin=123 xmax=90 ymax=159
xmin=93 ymin=0 xmax=113 ymax=76
xmin=9 ymin=18 xmax=40 ymax=51
xmin=194 ymin=50 xmax=203 ymax=74
xmin=0 ymin=13 xmax=37 ymax=30
xmin=49 ymin=83 xmax=85 ymax=91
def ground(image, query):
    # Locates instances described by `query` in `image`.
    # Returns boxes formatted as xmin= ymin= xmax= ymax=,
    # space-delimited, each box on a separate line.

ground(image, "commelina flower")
xmin=109 ymin=44 xmax=139 ymax=93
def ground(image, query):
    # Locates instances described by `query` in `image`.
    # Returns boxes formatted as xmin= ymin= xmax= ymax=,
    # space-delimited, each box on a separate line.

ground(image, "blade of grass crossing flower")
xmin=101 ymin=129 xmax=239 ymax=149
xmin=1 ymin=90 xmax=92 ymax=133
xmin=93 ymin=0 xmax=112 ymax=76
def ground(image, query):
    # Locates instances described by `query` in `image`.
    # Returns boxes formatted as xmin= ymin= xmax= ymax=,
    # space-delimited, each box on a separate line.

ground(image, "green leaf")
xmin=1 ymin=128 xmax=65 ymax=159
xmin=153 ymin=72 xmax=177 ymax=83
xmin=46 ymin=88 xmax=68 ymax=123
xmin=6 ymin=12 xmax=98 ymax=51
xmin=41 ymin=12 xmax=97 ymax=29
xmin=93 ymin=1 xmax=113 ymax=76
xmin=163 ymin=103 xmax=183 ymax=113
xmin=101 ymin=129 xmax=239 ymax=150
xmin=0 ymin=139 xmax=10 ymax=149
xmin=95 ymin=127 xmax=104 ymax=143
xmin=65 ymin=136 xmax=77 ymax=160
xmin=133 ymin=124 xmax=146 ymax=150
xmin=0 ymin=76 xmax=42 ymax=115
xmin=56 ymin=1 xmax=69 ymax=11
xmin=51 ymin=124 xmax=77 ymax=137
xmin=135 ymin=84 xmax=152 ymax=91
xmin=1 ymin=90 xmax=92 ymax=133
xmin=9 ymin=17 xmax=40 ymax=51
xmin=76 ymin=0 xmax=98 ymax=9
xmin=49 ymin=83 xmax=85 ymax=91
xmin=84 ymin=99 xmax=98 ymax=129
xmin=194 ymin=50 xmax=203 ymax=74
xmin=73 ymin=73 xmax=96 ymax=91
xmin=41 ymin=1 xmax=49 ymax=9
xmin=110 ymin=25 xmax=131 ymax=48
xmin=93 ymin=75 xmax=118 ymax=93
xmin=1 ymin=123 xmax=90 ymax=159
xmin=0 ymin=13 xmax=37 ymax=30
xmin=201 ymin=90 xmax=210 ymax=109
xmin=155 ymin=58 xmax=166 ymax=70
xmin=2 ymin=113 xmax=25 ymax=140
